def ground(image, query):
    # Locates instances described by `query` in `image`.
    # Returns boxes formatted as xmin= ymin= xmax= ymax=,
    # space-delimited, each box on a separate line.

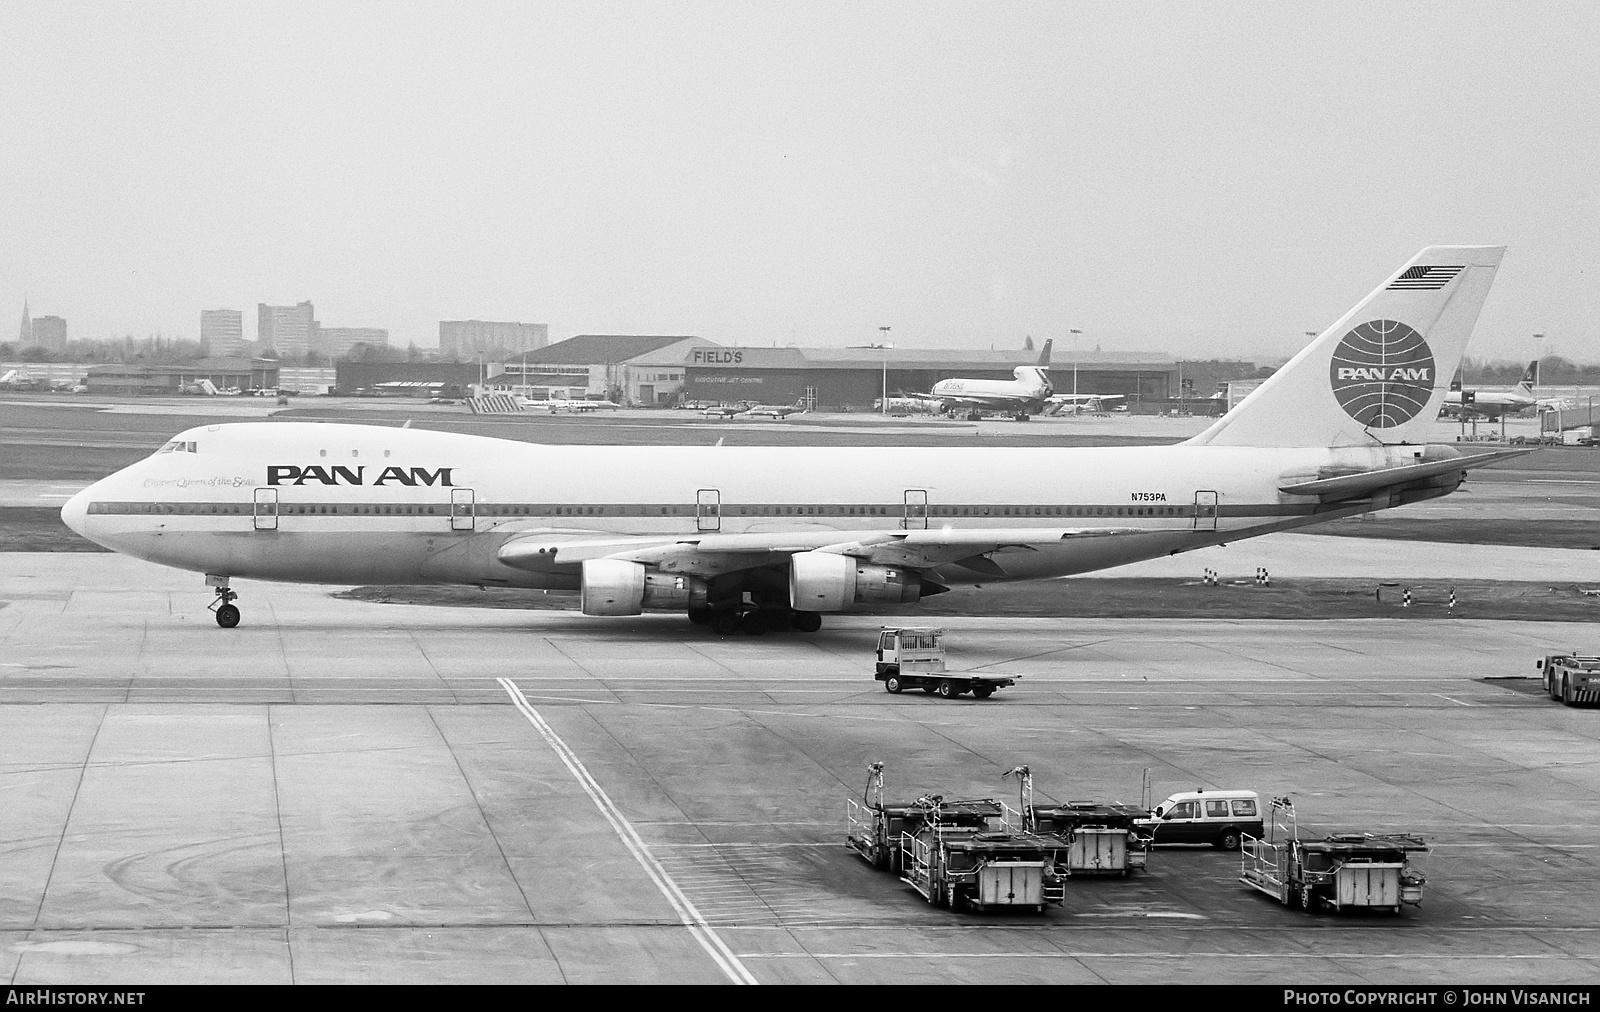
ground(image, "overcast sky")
xmin=2 ymin=2 xmax=1596 ymax=363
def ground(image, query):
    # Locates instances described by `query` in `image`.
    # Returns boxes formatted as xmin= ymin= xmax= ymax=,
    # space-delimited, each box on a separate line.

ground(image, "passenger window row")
xmin=88 ymin=501 xmax=1206 ymax=519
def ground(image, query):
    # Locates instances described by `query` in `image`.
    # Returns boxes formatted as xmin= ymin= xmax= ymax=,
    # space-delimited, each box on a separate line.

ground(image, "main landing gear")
xmin=206 ymin=576 xmax=240 ymax=628
xmin=689 ymin=605 xmax=823 ymax=635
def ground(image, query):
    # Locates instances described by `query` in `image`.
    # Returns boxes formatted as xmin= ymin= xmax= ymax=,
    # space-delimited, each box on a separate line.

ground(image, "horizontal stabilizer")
xmin=1279 ymin=449 xmax=1527 ymax=499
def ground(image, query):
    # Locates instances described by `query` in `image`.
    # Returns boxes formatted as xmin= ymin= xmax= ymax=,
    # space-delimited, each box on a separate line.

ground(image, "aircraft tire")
xmin=712 ymin=613 xmax=740 ymax=636
xmin=792 ymin=611 xmax=822 ymax=632
xmin=766 ymin=609 xmax=794 ymax=632
xmin=687 ymin=608 xmax=712 ymax=625
xmin=740 ymin=610 xmax=767 ymax=636
xmin=215 ymin=604 xmax=240 ymax=629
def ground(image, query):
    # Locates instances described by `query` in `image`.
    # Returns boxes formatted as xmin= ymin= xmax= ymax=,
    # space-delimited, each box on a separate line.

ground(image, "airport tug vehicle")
xmin=999 ymin=768 xmax=1152 ymax=875
xmin=1240 ymin=797 xmax=1429 ymax=914
xmin=875 ymin=627 xmax=1016 ymax=699
xmin=1537 ymin=654 xmax=1600 ymax=706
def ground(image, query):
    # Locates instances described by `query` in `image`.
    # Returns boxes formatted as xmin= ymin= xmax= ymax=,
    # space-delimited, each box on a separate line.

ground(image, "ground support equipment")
xmin=899 ymin=822 xmax=1069 ymax=913
xmin=1537 ymin=654 xmax=1600 ymax=706
xmin=1029 ymin=803 xmax=1153 ymax=875
xmin=1239 ymin=797 xmax=1429 ymax=914
xmin=875 ymin=626 xmax=1018 ymax=699
xmin=846 ymin=771 xmax=1003 ymax=876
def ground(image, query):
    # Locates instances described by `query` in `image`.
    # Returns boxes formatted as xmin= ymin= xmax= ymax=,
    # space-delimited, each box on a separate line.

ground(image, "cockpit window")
xmin=155 ymin=440 xmax=198 ymax=454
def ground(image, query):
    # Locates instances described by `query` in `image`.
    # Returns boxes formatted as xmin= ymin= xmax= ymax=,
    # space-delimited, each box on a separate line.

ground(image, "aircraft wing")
xmin=497 ymin=526 xmax=1139 ymax=579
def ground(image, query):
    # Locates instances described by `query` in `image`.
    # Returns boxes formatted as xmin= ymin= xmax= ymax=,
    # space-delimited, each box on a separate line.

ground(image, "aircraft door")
xmin=903 ymin=489 xmax=928 ymax=530
xmin=696 ymin=488 xmax=721 ymax=532
xmin=1193 ymin=490 xmax=1219 ymax=531
xmin=253 ymin=487 xmax=278 ymax=531
xmin=451 ymin=488 xmax=475 ymax=531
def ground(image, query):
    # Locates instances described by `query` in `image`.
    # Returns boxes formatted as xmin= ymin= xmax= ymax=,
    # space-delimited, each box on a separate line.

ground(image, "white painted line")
xmin=1434 ymin=693 xmax=1476 ymax=707
xmin=496 ymin=676 xmax=758 ymax=986
xmin=739 ymin=951 xmax=1592 ymax=961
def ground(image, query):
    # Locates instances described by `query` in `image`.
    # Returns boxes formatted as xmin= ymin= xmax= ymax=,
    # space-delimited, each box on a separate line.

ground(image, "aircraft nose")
xmin=60 ymin=485 xmax=93 ymax=540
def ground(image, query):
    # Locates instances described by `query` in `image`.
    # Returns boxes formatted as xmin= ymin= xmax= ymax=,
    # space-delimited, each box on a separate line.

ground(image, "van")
xmin=1139 ymin=789 xmax=1263 ymax=851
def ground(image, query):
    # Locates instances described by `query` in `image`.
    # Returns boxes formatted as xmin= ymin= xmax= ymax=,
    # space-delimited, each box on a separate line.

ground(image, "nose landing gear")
xmin=206 ymin=576 xmax=240 ymax=628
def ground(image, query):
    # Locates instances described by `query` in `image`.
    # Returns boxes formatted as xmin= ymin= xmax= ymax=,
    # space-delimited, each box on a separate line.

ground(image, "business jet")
xmin=1045 ymin=393 xmax=1125 ymax=415
xmin=542 ymin=396 xmax=620 ymax=413
xmin=1438 ymin=361 xmax=1540 ymax=420
xmin=741 ymin=403 xmax=804 ymax=419
xmin=63 ymin=246 xmax=1521 ymax=637
xmin=932 ymin=340 xmax=1054 ymax=420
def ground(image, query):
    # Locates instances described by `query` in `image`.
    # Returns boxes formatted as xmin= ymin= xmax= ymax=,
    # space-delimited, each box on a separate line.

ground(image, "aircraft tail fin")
xmin=1013 ymin=366 xmax=1054 ymax=397
xmin=1187 ymin=246 xmax=1505 ymax=448
xmin=1518 ymin=360 xmax=1538 ymax=390
xmin=1037 ymin=339 xmax=1053 ymax=368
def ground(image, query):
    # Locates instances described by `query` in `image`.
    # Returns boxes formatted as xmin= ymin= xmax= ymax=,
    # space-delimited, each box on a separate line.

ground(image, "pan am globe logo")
xmin=1328 ymin=320 xmax=1435 ymax=427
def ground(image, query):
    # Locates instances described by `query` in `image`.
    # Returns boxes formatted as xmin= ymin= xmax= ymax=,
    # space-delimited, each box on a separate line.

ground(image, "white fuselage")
xmin=1440 ymin=385 xmax=1536 ymax=420
xmin=63 ymin=422 xmax=1430 ymax=590
xmin=931 ymin=368 xmax=1051 ymax=413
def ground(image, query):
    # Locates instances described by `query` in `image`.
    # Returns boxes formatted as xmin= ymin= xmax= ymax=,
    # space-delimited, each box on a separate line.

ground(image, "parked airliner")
xmin=1439 ymin=361 xmax=1540 ymax=420
xmin=932 ymin=340 xmax=1054 ymax=420
xmin=63 ymin=246 xmax=1521 ymax=635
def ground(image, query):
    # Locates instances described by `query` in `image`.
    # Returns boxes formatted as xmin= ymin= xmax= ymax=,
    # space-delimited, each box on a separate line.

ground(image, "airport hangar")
xmin=430 ymin=333 xmax=1204 ymax=411
xmin=676 ymin=345 xmax=1180 ymax=410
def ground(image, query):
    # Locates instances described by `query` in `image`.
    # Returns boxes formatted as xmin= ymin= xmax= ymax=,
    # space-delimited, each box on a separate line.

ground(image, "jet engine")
xmin=580 ymin=560 xmax=708 ymax=616
xmin=787 ymin=551 xmax=926 ymax=612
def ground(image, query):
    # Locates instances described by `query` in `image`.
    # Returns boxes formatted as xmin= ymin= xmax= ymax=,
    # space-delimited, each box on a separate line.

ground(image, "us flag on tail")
xmin=1387 ymin=265 xmax=1463 ymax=290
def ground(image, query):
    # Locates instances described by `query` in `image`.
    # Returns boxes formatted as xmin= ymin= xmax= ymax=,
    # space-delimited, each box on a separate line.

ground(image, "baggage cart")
xmin=1240 ymin=797 xmax=1428 ymax=913
xmin=1031 ymin=803 xmax=1153 ymax=874
xmin=899 ymin=818 xmax=1069 ymax=913
xmin=997 ymin=767 xmax=1151 ymax=874
xmin=845 ymin=763 xmax=1002 ymax=873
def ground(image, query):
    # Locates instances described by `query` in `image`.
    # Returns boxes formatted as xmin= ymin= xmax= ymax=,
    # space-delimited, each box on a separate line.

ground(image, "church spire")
xmin=19 ymin=299 xmax=30 ymax=346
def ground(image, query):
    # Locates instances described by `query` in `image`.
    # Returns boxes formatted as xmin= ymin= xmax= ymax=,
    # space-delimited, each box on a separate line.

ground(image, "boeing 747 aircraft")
xmin=63 ymin=246 xmax=1520 ymax=635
